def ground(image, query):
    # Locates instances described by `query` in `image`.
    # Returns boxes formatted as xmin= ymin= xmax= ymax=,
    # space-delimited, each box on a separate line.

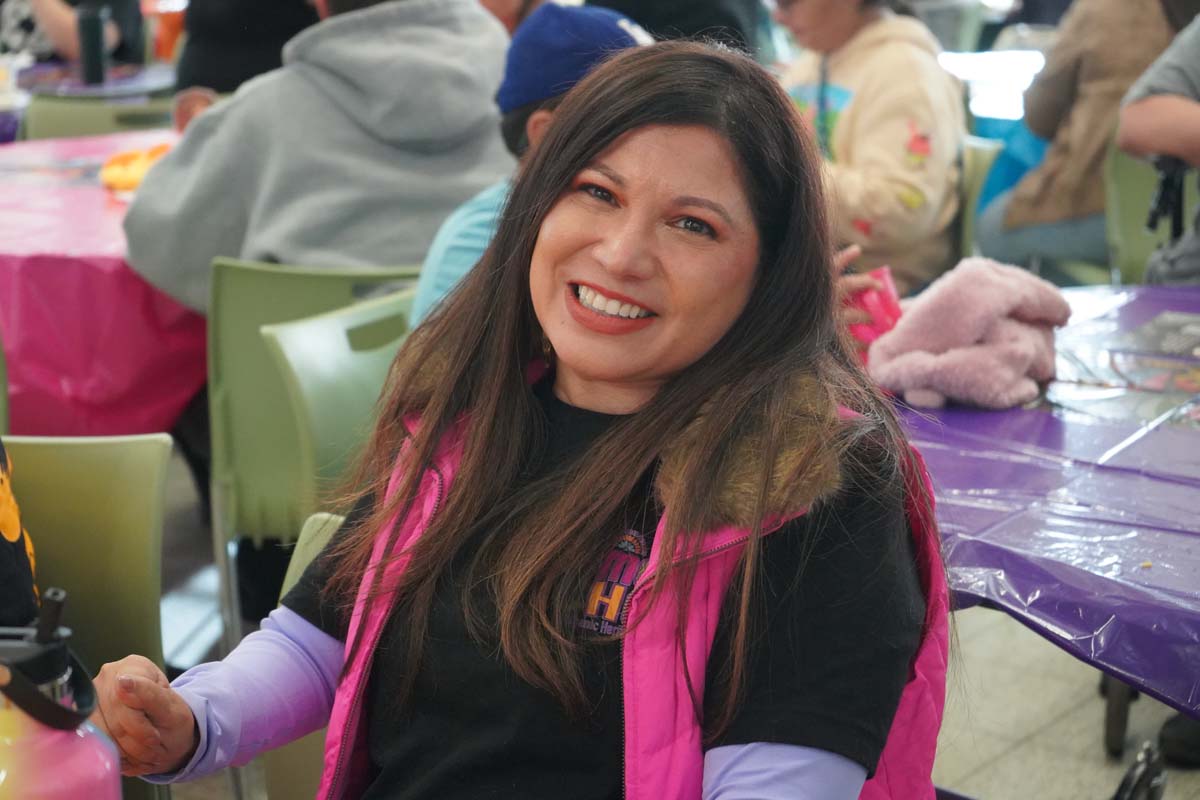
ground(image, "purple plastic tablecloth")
xmin=905 ymin=286 xmax=1200 ymax=716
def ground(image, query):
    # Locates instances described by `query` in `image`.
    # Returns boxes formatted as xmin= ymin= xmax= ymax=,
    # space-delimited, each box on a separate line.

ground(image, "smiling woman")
xmin=89 ymin=41 xmax=949 ymax=800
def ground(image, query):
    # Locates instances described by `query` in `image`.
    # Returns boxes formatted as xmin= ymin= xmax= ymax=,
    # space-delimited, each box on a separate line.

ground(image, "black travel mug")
xmin=77 ymin=3 xmax=110 ymax=85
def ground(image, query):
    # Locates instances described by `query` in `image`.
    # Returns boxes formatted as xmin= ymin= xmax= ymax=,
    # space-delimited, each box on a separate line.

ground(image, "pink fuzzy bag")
xmin=866 ymin=258 xmax=1072 ymax=409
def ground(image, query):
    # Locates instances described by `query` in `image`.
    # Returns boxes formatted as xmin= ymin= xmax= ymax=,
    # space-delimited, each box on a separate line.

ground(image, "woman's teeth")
xmin=575 ymin=285 xmax=652 ymax=319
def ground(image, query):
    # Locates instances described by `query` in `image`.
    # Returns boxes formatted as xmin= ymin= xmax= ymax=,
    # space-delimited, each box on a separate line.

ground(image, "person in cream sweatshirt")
xmin=776 ymin=0 xmax=965 ymax=294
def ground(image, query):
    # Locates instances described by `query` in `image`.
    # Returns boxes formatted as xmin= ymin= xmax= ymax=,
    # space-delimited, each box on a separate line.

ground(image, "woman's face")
xmin=529 ymin=124 xmax=761 ymax=413
xmin=773 ymin=0 xmax=864 ymax=53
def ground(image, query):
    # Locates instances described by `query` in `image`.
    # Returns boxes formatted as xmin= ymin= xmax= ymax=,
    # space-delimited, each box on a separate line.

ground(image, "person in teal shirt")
xmin=411 ymin=3 xmax=651 ymax=324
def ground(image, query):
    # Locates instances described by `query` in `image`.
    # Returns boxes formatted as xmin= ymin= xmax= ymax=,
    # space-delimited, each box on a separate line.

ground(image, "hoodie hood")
xmin=832 ymin=9 xmax=942 ymax=67
xmin=283 ymin=0 xmax=509 ymax=148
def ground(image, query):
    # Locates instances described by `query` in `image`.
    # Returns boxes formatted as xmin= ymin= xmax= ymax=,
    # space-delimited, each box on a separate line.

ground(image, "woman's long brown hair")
xmin=323 ymin=41 xmax=929 ymax=739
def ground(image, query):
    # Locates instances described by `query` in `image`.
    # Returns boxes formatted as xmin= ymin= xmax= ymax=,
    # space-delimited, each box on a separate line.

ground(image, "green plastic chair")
xmin=208 ymin=258 xmax=418 ymax=649
xmin=959 ymin=135 xmax=1004 ymax=260
xmin=3 ymin=434 xmax=173 ymax=800
xmin=260 ymin=288 xmax=415 ymax=521
xmin=261 ymin=512 xmax=344 ymax=800
xmin=21 ymin=95 xmax=174 ymax=140
xmin=1105 ymin=145 xmax=1200 ymax=284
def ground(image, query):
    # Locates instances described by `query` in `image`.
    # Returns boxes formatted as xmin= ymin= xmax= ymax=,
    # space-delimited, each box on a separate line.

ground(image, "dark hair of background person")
xmin=864 ymin=0 xmax=917 ymax=15
xmin=320 ymin=41 xmax=932 ymax=740
xmin=1160 ymin=0 xmax=1200 ymax=31
xmin=500 ymin=95 xmax=565 ymax=158
xmin=586 ymin=0 xmax=758 ymax=51
xmin=176 ymin=0 xmax=318 ymax=93
xmin=326 ymin=0 xmax=395 ymax=14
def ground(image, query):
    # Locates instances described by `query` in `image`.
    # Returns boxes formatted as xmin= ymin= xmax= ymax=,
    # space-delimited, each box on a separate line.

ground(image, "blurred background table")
xmin=19 ymin=62 xmax=176 ymax=100
xmin=907 ymin=286 xmax=1200 ymax=723
xmin=0 ymin=129 xmax=206 ymax=435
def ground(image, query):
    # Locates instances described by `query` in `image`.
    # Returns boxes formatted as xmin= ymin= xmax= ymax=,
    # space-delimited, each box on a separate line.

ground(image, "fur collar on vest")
xmin=655 ymin=373 xmax=845 ymax=531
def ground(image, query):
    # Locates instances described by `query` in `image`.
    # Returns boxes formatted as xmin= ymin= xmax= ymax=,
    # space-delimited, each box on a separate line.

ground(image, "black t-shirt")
xmin=0 ymin=437 xmax=38 ymax=628
xmin=284 ymin=382 xmax=924 ymax=799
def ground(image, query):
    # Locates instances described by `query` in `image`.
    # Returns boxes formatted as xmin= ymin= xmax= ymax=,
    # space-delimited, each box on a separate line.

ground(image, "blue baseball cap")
xmin=496 ymin=3 xmax=652 ymax=115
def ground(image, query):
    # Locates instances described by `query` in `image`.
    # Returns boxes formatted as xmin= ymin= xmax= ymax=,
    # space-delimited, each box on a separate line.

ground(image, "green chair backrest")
xmin=0 ymin=331 xmax=8 ymax=435
xmin=209 ymin=258 xmax=419 ymax=547
xmin=260 ymin=289 xmax=415 ymax=520
xmin=21 ymin=95 xmax=174 ymax=140
xmin=3 ymin=434 xmax=173 ymax=800
xmin=1105 ymin=145 xmax=1200 ymax=284
xmin=959 ymin=135 xmax=1004 ymax=260
xmin=262 ymin=512 xmax=345 ymax=800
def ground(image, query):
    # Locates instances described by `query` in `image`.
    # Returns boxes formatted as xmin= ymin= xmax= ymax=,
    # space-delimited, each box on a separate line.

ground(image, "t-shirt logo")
xmin=578 ymin=528 xmax=650 ymax=637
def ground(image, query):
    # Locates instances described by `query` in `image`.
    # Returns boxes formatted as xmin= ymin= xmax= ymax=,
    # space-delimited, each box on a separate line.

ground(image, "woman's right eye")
xmin=579 ymin=183 xmax=615 ymax=204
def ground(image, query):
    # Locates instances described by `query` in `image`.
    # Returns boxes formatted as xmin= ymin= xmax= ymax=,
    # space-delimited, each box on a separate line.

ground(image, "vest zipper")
xmin=620 ymin=532 xmax=751 ymax=799
xmin=327 ymin=464 xmax=446 ymax=799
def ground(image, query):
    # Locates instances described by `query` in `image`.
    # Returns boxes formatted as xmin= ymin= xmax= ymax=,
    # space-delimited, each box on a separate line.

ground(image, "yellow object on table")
xmin=100 ymin=143 xmax=171 ymax=191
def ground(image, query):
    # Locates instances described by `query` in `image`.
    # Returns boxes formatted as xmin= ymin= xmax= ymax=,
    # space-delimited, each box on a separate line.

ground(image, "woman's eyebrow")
xmin=588 ymin=162 xmax=626 ymax=187
xmin=676 ymin=195 xmax=735 ymax=228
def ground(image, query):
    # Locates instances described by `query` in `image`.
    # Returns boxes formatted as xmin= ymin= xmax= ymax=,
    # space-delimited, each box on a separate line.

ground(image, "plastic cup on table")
xmin=845 ymin=265 xmax=903 ymax=364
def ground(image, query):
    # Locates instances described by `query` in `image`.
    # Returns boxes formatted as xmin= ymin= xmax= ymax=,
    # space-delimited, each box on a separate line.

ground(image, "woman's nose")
xmin=593 ymin=213 xmax=658 ymax=280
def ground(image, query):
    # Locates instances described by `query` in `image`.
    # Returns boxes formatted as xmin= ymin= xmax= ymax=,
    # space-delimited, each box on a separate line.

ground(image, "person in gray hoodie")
xmin=123 ymin=0 xmax=515 ymax=315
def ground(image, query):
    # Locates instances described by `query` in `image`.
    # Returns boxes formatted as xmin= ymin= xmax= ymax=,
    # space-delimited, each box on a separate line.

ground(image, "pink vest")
xmin=316 ymin=431 xmax=948 ymax=800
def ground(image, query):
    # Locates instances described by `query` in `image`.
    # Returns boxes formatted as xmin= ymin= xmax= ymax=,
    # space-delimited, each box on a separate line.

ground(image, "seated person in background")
xmin=412 ymin=3 xmax=651 ymax=324
xmin=174 ymin=0 xmax=319 ymax=95
xmin=977 ymin=0 xmax=1178 ymax=271
xmin=1007 ymin=0 xmax=1074 ymax=25
xmin=0 ymin=0 xmax=142 ymax=63
xmin=0 ymin=437 xmax=37 ymax=628
xmin=1118 ymin=11 xmax=1200 ymax=285
xmin=587 ymin=0 xmax=760 ymax=51
xmin=124 ymin=0 xmax=514 ymax=315
xmin=1119 ymin=16 xmax=1200 ymax=762
xmin=775 ymin=0 xmax=965 ymax=296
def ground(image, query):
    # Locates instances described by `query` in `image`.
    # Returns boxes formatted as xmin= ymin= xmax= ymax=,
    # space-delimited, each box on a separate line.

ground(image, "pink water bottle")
xmin=0 ymin=588 xmax=121 ymax=800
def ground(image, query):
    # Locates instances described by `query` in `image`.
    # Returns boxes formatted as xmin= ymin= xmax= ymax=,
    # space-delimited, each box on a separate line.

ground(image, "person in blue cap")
xmin=411 ymin=2 xmax=651 ymax=325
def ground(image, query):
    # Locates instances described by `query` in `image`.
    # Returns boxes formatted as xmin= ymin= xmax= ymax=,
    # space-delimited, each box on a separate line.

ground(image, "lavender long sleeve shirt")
xmin=145 ymin=607 xmax=865 ymax=799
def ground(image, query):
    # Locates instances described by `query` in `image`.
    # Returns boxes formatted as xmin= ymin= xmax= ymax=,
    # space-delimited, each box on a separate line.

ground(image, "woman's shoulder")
xmin=767 ymin=424 xmax=911 ymax=577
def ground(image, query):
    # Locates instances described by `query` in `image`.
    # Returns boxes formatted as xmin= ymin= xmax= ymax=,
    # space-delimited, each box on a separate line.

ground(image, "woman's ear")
xmin=524 ymin=109 xmax=557 ymax=153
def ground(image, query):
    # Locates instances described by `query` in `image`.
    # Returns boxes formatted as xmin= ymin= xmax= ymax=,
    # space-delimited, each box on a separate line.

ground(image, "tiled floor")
xmin=935 ymin=608 xmax=1200 ymax=799
xmin=158 ymin=452 xmax=1200 ymax=800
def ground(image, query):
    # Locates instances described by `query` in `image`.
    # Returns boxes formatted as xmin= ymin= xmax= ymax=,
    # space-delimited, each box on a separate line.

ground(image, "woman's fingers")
xmin=837 ymin=272 xmax=882 ymax=299
xmin=832 ymin=244 xmax=863 ymax=276
xmin=91 ymin=656 xmax=189 ymax=775
xmin=841 ymin=306 xmax=875 ymax=327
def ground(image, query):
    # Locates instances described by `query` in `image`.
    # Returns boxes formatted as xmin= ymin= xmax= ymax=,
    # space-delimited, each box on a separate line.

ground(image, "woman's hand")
xmin=832 ymin=245 xmax=881 ymax=327
xmin=90 ymin=655 xmax=198 ymax=776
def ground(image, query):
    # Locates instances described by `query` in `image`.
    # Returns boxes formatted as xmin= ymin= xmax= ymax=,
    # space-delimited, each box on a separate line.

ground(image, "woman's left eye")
xmin=580 ymin=183 xmax=616 ymax=204
xmin=675 ymin=216 xmax=716 ymax=238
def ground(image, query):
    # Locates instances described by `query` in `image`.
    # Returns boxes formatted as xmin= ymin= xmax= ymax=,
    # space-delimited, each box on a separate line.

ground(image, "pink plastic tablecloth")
xmin=0 ymin=130 xmax=207 ymax=435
